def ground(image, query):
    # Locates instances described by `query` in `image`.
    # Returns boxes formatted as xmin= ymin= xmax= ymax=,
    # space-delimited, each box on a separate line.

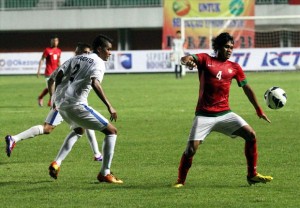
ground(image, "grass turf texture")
xmin=0 ymin=72 xmax=299 ymax=207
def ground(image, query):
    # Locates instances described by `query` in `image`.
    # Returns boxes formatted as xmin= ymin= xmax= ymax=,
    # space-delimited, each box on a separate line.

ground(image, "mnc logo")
xmin=118 ymin=53 xmax=132 ymax=69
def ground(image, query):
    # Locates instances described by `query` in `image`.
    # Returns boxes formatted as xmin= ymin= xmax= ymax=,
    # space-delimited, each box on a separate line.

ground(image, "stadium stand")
xmin=4 ymin=0 xmax=39 ymax=9
xmin=0 ymin=0 xmax=298 ymax=52
xmin=0 ymin=0 xmax=293 ymax=10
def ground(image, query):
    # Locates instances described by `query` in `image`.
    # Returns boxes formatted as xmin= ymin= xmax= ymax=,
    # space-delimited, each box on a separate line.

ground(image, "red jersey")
xmin=43 ymin=47 xmax=61 ymax=76
xmin=193 ymin=53 xmax=247 ymax=115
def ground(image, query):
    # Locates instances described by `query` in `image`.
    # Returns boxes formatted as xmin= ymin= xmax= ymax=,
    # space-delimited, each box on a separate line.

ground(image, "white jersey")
xmin=172 ymin=38 xmax=185 ymax=65
xmin=54 ymin=53 xmax=105 ymax=107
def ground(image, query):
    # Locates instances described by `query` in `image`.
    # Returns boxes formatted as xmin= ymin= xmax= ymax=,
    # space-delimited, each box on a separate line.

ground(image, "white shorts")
xmin=188 ymin=112 xmax=248 ymax=141
xmin=45 ymin=108 xmax=64 ymax=126
xmin=58 ymin=104 xmax=108 ymax=131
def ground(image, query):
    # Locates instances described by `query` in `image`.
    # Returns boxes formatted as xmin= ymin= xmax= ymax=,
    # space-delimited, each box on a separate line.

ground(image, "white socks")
xmin=100 ymin=134 xmax=117 ymax=176
xmin=12 ymin=125 xmax=44 ymax=143
xmin=54 ymin=131 xmax=82 ymax=166
xmin=86 ymin=129 xmax=102 ymax=158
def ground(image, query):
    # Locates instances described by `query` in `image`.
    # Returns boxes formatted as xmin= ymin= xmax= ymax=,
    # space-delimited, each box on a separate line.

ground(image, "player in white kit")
xmin=5 ymin=43 xmax=103 ymax=162
xmin=49 ymin=35 xmax=123 ymax=184
xmin=171 ymin=30 xmax=185 ymax=78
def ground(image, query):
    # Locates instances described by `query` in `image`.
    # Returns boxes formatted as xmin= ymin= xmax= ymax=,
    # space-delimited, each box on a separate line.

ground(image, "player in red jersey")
xmin=173 ymin=32 xmax=273 ymax=188
xmin=37 ymin=35 xmax=61 ymax=107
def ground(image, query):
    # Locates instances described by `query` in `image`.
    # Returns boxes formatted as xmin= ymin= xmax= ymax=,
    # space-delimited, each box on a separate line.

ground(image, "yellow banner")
xmin=162 ymin=0 xmax=255 ymax=49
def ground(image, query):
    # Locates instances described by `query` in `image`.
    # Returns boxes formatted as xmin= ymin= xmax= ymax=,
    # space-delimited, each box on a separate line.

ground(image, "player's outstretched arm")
xmin=180 ymin=55 xmax=197 ymax=70
xmin=242 ymin=84 xmax=271 ymax=123
xmin=91 ymin=77 xmax=117 ymax=122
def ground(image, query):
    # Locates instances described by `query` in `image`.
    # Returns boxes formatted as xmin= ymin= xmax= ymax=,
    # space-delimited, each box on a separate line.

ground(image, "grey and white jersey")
xmin=54 ymin=53 xmax=105 ymax=107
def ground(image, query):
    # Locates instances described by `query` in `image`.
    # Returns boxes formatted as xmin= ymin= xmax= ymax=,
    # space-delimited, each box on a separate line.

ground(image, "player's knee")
xmin=74 ymin=127 xmax=85 ymax=135
xmin=245 ymin=130 xmax=256 ymax=141
xmin=185 ymin=145 xmax=197 ymax=157
xmin=43 ymin=124 xmax=55 ymax=134
xmin=103 ymin=124 xmax=117 ymax=135
xmin=109 ymin=127 xmax=117 ymax=135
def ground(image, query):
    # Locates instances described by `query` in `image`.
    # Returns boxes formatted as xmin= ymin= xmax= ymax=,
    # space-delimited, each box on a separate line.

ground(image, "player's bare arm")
xmin=180 ymin=55 xmax=197 ymax=70
xmin=37 ymin=56 xmax=45 ymax=78
xmin=91 ymin=77 xmax=117 ymax=122
xmin=242 ymin=84 xmax=271 ymax=123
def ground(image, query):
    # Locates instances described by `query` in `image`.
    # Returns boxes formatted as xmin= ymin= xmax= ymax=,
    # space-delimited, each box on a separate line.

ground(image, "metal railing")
xmin=256 ymin=0 xmax=289 ymax=4
xmin=0 ymin=0 xmax=162 ymax=10
xmin=0 ymin=0 xmax=291 ymax=11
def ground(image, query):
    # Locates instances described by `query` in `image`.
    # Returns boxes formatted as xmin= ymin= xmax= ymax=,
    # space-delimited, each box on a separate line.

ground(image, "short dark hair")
xmin=51 ymin=34 xmax=59 ymax=39
xmin=92 ymin=34 xmax=113 ymax=52
xmin=212 ymin=32 xmax=234 ymax=53
xmin=77 ymin=42 xmax=91 ymax=50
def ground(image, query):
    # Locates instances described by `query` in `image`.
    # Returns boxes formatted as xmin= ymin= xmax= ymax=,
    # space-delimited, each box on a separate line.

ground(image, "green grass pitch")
xmin=0 ymin=71 xmax=300 ymax=207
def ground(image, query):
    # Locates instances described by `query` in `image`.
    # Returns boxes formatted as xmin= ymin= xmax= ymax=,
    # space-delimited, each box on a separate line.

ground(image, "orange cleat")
xmin=97 ymin=173 xmax=123 ymax=184
xmin=49 ymin=161 xmax=60 ymax=180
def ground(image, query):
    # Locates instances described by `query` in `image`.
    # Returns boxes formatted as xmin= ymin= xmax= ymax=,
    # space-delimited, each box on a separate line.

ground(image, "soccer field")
xmin=0 ymin=72 xmax=300 ymax=207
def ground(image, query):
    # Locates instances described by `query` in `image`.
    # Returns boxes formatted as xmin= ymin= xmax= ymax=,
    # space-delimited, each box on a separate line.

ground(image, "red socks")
xmin=177 ymin=153 xmax=193 ymax=184
xmin=245 ymin=139 xmax=258 ymax=177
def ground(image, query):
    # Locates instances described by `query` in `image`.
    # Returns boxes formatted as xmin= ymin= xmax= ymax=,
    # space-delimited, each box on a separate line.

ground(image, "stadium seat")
xmin=5 ymin=0 xmax=39 ymax=9
xmin=64 ymin=0 xmax=107 ymax=7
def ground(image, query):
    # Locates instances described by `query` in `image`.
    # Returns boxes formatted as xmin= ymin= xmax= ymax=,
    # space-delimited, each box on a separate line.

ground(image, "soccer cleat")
xmin=173 ymin=182 xmax=184 ymax=188
xmin=97 ymin=173 xmax=123 ymax=184
xmin=38 ymin=97 xmax=43 ymax=107
xmin=94 ymin=155 xmax=103 ymax=162
xmin=5 ymin=135 xmax=16 ymax=157
xmin=247 ymin=173 xmax=273 ymax=185
xmin=49 ymin=161 xmax=60 ymax=180
xmin=47 ymin=100 xmax=51 ymax=107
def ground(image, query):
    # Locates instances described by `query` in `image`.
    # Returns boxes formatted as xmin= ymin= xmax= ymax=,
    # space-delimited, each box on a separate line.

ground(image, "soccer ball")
xmin=264 ymin=87 xmax=287 ymax=109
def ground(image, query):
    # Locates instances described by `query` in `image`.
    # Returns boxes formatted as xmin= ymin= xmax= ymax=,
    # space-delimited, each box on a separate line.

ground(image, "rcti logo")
xmin=118 ymin=53 xmax=132 ymax=69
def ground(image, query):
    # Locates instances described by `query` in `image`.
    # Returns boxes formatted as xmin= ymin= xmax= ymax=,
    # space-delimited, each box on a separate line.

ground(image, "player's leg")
xmin=233 ymin=125 xmax=273 ymax=185
xmin=233 ymin=125 xmax=258 ymax=176
xmin=181 ymin=64 xmax=186 ymax=76
xmin=38 ymin=88 xmax=48 ymax=107
xmin=174 ymin=116 xmax=212 ymax=187
xmin=217 ymin=112 xmax=273 ymax=185
xmin=5 ymin=124 xmax=44 ymax=157
xmin=44 ymin=108 xmax=63 ymax=133
xmin=6 ymin=107 xmax=62 ymax=153
xmin=38 ymin=77 xmax=50 ymax=107
xmin=179 ymin=65 xmax=182 ymax=78
xmin=49 ymin=127 xmax=84 ymax=179
xmin=56 ymin=104 xmax=122 ymax=183
xmin=97 ymin=124 xmax=119 ymax=181
xmin=54 ymin=127 xmax=84 ymax=166
xmin=174 ymin=140 xmax=201 ymax=188
xmin=86 ymin=129 xmax=103 ymax=161
xmin=175 ymin=64 xmax=179 ymax=78
xmin=8 ymin=125 xmax=44 ymax=144
xmin=77 ymin=105 xmax=122 ymax=183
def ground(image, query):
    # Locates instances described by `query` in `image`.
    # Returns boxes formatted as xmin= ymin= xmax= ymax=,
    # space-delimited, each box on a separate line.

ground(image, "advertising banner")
xmin=162 ymin=0 xmax=255 ymax=49
xmin=0 ymin=52 xmax=74 ymax=75
xmin=0 ymin=48 xmax=299 ymax=75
